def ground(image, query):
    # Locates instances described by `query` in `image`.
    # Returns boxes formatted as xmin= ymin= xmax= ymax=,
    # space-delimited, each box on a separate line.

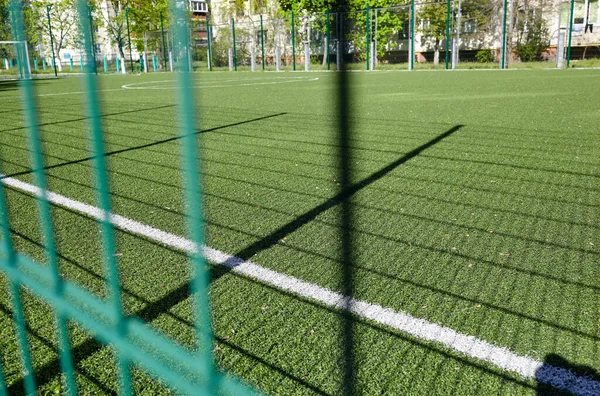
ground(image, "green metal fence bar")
xmin=410 ymin=0 xmax=415 ymax=70
xmin=206 ymin=18 xmax=212 ymax=71
xmin=20 ymin=6 xmax=79 ymax=389
xmin=501 ymin=0 xmax=508 ymax=69
xmin=232 ymin=17 xmax=237 ymax=71
xmin=88 ymin=5 xmax=98 ymax=75
xmin=366 ymin=4 xmax=370 ymax=71
xmin=4 ymin=2 xmax=40 ymax=394
xmin=566 ymin=0 xmax=575 ymax=67
xmin=291 ymin=11 xmax=296 ymax=71
xmin=326 ymin=9 xmax=331 ymax=70
xmin=445 ymin=0 xmax=450 ymax=70
xmin=260 ymin=15 xmax=265 ymax=70
xmin=46 ymin=4 xmax=58 ymax=77
xmin=0 ymin=354 xmax=5 ymax=395
xmin=126 ymin=7 xmax=134 ymax=74
xmin=170 ymin=0 xmax=218 ymax=390
xmin=160 ymin=11 xmax=168 ymax=70
xmin=75 ymin=0 xmax=132 ymax=392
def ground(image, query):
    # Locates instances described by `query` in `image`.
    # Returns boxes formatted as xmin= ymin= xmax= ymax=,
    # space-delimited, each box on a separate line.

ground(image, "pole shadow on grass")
xmin=5 ymin=122 xmax=462 ymax=394
xmin=536 ymin=354 xmax=600 ymax=395
xmin=0 ymin=112 xmax=288 ymax=180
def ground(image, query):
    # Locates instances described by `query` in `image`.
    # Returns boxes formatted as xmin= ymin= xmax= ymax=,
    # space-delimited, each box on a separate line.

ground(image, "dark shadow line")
xmin=0 ymin=112 xmax=288 ymax=180
xmin=227 ymin=125 xmax=463 ymax=266
xmin=5 ymin=141 xmax=599 ymax=298
xmin=422 ymin=153 xmax=600 ymax=180
xmin=18 ymin=178 xmax=600 ymax=341
xmin=2 ymin=132 xmax=599 ymax=215
xmin=0 ymin=302 xmax=117 ymax=395
xmin=0 ymin=104 xmax=178 ymax=134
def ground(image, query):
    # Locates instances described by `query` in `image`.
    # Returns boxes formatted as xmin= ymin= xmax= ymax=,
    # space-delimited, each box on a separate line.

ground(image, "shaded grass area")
xmin=0 ymin=69 xmax=599 ymax=394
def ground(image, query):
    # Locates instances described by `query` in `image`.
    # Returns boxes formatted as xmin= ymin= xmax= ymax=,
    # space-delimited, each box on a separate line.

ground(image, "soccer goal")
xmin=0 ymin=41 xmax=32 ymax=80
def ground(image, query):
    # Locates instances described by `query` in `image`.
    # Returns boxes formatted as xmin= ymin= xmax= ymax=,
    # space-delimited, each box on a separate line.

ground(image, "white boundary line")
xmin=121 ymin=76 xmax=319 ymax=90
xmin=2 ymin=174 xmax=599 ymax=395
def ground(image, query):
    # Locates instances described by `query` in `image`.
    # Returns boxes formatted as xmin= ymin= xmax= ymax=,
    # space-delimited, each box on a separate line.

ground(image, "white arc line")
xmin=2 ymin=175 xmax=599 ymax=395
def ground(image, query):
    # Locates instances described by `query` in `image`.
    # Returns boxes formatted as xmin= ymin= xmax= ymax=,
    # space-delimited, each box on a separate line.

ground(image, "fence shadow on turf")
xmin=536 ymin=354 xmax=600 ymax=395
xmin=0 ymin=111 xmax=288 ymax=180
xmin=4 ymin=116 xmax=600 ymax=394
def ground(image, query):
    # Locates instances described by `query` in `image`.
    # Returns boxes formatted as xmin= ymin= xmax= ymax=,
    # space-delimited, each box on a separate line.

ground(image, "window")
xmin=589 ymin=0 xmax=598 ymax=24
xmin=398 ymin=20 xmax=409 ymax=40
xmin=189 ymin=0 xmax=207 ymax=13
xmin=463 ymin=19 xmax=477 ymax=34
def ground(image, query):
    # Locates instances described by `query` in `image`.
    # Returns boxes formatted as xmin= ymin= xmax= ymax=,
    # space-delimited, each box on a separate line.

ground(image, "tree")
xmin=120 ymin=0 xmax=168 ymax=52
xmin=418 ymin=0 xmax=497 ymax=65
xmin=101 ymin=0 xmax=129 ymax=59
xmin=35 ymin=0 xmax=78 ymax=71
xmin=512 ymin=2 xmax=550 ymax=62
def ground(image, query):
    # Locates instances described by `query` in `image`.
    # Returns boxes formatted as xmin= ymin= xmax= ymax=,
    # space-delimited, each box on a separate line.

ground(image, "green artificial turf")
xmin=0 ymin=69 xmax=599 ymax=395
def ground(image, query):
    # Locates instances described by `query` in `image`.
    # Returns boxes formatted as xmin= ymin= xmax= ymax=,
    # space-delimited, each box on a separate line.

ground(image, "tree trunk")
xmin=322 ymin=36 xmax=327 ymax=67
xmin=433 ymin=39 xmax=440 ymax=65
xmin=55 ymin=46 xmax=63 ymax=71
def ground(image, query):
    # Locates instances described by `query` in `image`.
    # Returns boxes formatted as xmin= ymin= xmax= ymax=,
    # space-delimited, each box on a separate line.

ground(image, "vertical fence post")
xmin=410 ymin=0 xmax=415 ymax=70
xmin=160 ymin=11 xmax=168 ymax=70
xmin=291 ymin=11 xmax=296 ymax=70
xmin=46 ymin=4 xmax=58 ymax=77
xmin=103 ymin=56 xmax=108 ymax=72
xmin=232 ymin=17 xmax=237 ymax=71
xmin=445 ymin=0 xmax=450 ymax=69
xmin=260 ymin=15 xmax=265 ymax=70
xmin=75 ymin=0 xmax=134 ymax=392
xmin=34 ymin=57 xmax=38 ymax=70
xmin=501 ymin=0 xmax=508 ymax=69
xmin=336 ymin=12 xmax=342 ymax=71
xmin=88 ymin=5 xmax=97 ymax=75
xmin=326 ymin=9 xmax=331 ymax=70
xmin=126 ymin=7 xmax=134 ymax=74
xmin=206 ymin=18 xmax=212 ymax=71
xmin=365 ymin=3 xmax=370 ymax=71
xmin=566 ymin=0 xmax=575 ymax=67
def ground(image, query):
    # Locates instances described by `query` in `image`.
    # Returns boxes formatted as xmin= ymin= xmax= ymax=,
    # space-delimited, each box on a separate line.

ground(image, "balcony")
xmin=190 ymin=0 xmax=207 ymax=14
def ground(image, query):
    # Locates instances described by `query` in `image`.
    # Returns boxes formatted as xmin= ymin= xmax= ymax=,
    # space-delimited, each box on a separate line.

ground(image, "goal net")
xmin=0 ymin=41 xmax=32 ymax=80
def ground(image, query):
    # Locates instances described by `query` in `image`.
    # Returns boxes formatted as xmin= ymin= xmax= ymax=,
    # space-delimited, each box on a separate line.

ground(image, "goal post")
xmin=0 ymin=40 xmax=32 ymax=80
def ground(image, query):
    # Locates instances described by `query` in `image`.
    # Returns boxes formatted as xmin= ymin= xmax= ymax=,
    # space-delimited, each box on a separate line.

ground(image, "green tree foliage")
xmin=514 ymin=13 xmax=549 ymax=61
xmin=116 ymin=0 xmax=168 ymax=52
xmin=1 ymin=0 xmax=39 ymax=44
xmin=34 ymin=0 xmax=79 ymax=70
xmin=418 ymin=0 xmax=496 ymax=65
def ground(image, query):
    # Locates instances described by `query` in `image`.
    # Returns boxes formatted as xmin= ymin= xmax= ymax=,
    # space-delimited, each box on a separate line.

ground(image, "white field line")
xmin=121 ymin=77 xmax=319 ymax=90
xmin=37 ymin=88 xmax=126 ymax=97
xmin=2 ymin=175 xmax=599 ymax=395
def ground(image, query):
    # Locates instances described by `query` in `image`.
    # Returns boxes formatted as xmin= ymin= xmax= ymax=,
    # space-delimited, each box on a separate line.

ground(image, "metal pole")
xmin=160 ymin=11 xmax=168 ymax=70
xmin=566 ymin=0 xmax=575 ymax=67
xmin=291 ymin=11 xmax=296 ymax=70
xmin=365 ymin=4 xmax=370 ymax=70
xmin=206 ymin=18 xmax=212 ymax=71
xmin=326 ymin=9 xmax=331 ymax=70
xmin=126 ymin=8 xmax=133 ymax=74
xmin=374 ymin=8 xmax=378 ymax=68
xmin=445 ymin=0 xmax=450 ymax=69
xmin=232 ymin=18 xmax=237 ymax=71
xmin=454 ymin=0 xmax=461 ymax=68
xmin=260 ymin=14 xmax=265 ymax=70
xmin=46 ymin=5 xmax=57 ymax=77
xmin=501 ymin=0 xmax=508 ymax=69
xmin=89 ymin=5 xmax=97 ymax=74
xmin=410 ymin=0 xmax=415 ymax=70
